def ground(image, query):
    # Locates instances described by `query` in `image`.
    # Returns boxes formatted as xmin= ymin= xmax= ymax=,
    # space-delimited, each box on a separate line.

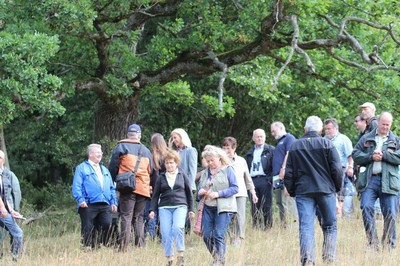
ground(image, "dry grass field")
xmin=1 ymin=205 xmax=400 ymax=266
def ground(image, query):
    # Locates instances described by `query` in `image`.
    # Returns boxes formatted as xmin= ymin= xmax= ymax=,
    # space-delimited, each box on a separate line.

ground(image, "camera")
xmin=273 ymin=179 xmax=285 ymax=190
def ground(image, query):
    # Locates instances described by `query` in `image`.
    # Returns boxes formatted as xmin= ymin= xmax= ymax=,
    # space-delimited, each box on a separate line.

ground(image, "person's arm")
xmin=215 ymin=167 xmax=239 ymax=198
xmin=352 ymin=135 xmax=373 ymax=166
xmin=0 ymin=197 xmax=7 ymax=218
xmin=187 ymin=148 xmax=198 ymax=190
xmin=71 ymin=164 xmax=87 ymax=208
xmin=10 ymin=172 xmax=22 ymax=212
xmin=382 ymin=136 xmax=400 ymax=165
xmin=283 ymin=152 xmax=296 ymax=197
xmin=183 ymin=173 xmax=195 ymax=219
xmin=329 ymin=145 xmax=344 ymax=193
xmin=108 ymin=146 xmax=121 ymax=180
xmin=279 ymin=152 xmax=289 ymax=179
xmin=149 ymin=174 xmax=162 ymax=217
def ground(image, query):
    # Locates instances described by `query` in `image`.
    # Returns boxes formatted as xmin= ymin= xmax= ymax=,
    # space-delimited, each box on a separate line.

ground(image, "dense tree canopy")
xmin=1 ymin=0 xmax=399 ymax=184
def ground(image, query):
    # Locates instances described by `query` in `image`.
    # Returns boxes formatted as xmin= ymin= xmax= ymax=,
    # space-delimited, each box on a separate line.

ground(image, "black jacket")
xmin=284 ymin=131 xmax=343 ymax=197
xmin=245 ymin=144 xmax=274 ymax=182
xmin=149 ymin=170 xmax=194 ymax=213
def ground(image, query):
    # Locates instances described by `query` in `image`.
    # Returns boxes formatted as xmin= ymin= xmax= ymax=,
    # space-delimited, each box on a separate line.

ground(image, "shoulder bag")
xmin=116 ymin=144 xmax=142 ymax=194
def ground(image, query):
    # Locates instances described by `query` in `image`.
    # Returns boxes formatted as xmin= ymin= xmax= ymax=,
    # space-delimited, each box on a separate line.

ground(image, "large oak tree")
xmin=1 ymin=1 xmax=400 ymax=179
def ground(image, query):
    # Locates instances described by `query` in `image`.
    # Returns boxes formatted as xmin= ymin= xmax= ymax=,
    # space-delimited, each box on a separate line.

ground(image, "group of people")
xmin=71 ymin=101 xmax=400 ymax=266
xmin=284 ymin=103 xmax=400 ymax=266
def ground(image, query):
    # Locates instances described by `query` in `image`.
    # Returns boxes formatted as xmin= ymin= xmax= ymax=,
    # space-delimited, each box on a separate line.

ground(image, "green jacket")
xmin=199 ymin=166 xmax=238 ymax=214
xmin=352 ymin=129 xmax=400 ymax=194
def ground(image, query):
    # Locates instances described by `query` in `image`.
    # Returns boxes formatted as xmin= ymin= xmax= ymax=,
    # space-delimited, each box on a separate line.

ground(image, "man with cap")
xmin=108 ymin=124 xmax=153 ymax=251
xmin=358 ymin=102 xmax=378 ymax=135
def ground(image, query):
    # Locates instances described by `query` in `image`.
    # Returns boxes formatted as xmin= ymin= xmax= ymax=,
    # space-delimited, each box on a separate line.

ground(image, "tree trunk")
xmin=93 ymin=93 xmax=140 ymax=160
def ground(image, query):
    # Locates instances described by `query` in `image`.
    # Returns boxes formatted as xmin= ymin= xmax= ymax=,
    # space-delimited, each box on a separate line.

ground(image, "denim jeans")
xmin=360 ymin=175 xmax=397 ymax=249
xmin=0 ymin=212 xmax=23 ymax=258
xmin=202 ymin=205 xmax=233 ymax=263
xmin=342 ymin=196 xmax=354 ymax=218
xmin=296 ymin=193 xmax=337 ymax=264
xmin=119 ymin=193 xmax=146 ymax=250
xmin=144 ymin=199 xmax=158 ymax=240
xmin=158 ymin=206 xmax=187 ymax=257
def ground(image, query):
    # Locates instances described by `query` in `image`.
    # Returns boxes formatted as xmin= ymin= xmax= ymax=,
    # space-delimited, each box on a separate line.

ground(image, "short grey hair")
xmin=87 ymin=144 xmax=102 ymax=156
xmin=127 ymin=132 xmax=141 ymax=140
xmin=305 ymin=116 xmax=323 ymax=132
xmin=271 ymin=121 xmax=285 ymax=131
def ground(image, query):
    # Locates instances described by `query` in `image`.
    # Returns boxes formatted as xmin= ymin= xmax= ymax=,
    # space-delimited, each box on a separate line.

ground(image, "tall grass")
xmin=1 ymin=204 xmax=399 ymax=265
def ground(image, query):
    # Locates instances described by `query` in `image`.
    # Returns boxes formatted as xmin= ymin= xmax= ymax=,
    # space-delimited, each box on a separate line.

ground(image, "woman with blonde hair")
xmin=197 ymin=145 xmax=238 ymax=266
xmin=169 ymin=128 xmax=198 ymax=234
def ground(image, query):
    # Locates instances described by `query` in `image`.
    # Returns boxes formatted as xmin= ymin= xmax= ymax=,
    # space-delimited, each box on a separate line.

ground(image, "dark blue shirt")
xmin=272 ymin=133 xmax=296 ymax=176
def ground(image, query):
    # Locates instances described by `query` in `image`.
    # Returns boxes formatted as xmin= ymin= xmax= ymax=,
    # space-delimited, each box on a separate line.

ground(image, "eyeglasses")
xmin=354 ymin=119 xmax=364 ymax=122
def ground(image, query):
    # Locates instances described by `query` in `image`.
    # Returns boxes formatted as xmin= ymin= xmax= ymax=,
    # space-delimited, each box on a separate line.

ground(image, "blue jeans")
xmin=0 ymin=212 xmax=23 ymax=258
xmin=296 ymin=193 xmax=337 ymax=264
xmin=360 ymin=175 xmax=397 ymax=249
xmin=158 ymin=206 xmax=187 ymax=257
xmin=202 ymin=205 xmax=233 ymax=263
xmin=144 ymin=199 xmax=158 ymax=239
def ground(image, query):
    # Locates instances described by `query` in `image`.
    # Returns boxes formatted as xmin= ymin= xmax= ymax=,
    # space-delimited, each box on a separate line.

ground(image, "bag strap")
xmin=133 ymin=144 xmax=142 ymax=173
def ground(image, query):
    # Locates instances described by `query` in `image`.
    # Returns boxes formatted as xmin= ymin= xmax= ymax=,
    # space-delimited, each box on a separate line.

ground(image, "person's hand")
xmin=79 ymin=202 xmax=88 ymax=208
xmin=198 ymin=188 xmax=207 ymax=196
xmin=111 ymin=204 xmax=117 ymax=213
xmin=188 ymin=211 xmax=195 ymax=220
xmin=0 ymin=206 xmax=7 ymax=218
xmin=11 ymin=210 xmax=23 ymax=219
xmin=372 ymin=150 xmax=383 ymax=161
xmin=149 ymin=211 xmax=155 ymax=219
xmin=251 ymin=191 xmax=258 ymax=204
xmin=208 ymin=191 xmax=219 ymax=199
xmin=346 ymin=167 xmax=354 ymax=178
xmin=283 ymin=187 xmax=290 ymax=197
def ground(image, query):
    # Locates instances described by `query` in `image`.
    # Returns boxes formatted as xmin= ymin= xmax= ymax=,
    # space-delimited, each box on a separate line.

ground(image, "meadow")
xmin=1 ymin=205 xmax=399 ymax=266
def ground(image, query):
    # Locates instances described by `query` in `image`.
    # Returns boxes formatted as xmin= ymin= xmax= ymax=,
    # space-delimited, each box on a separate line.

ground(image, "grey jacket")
xmin=0 ymin=167 xmax=21 ymax=211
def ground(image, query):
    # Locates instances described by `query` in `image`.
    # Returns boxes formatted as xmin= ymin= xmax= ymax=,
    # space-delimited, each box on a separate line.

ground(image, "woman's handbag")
xmin=193 ymin=197 xmax=205 ymax=237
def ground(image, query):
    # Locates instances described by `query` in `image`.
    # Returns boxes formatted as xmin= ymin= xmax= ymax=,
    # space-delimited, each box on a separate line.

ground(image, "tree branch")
xmin=207 ymin=51 xmax=228 ymax=111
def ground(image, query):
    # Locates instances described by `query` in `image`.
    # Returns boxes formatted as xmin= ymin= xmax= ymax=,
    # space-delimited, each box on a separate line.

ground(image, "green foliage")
xmin=21 ymin=180 xmax=75 ymax=210
xmin=2 ymin=0 xmax=400 ymax=189
xmin=0 ymin=31 xmax=65 ymax=124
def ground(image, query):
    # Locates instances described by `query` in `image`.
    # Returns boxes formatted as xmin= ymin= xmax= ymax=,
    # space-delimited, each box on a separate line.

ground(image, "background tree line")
xmin=0 ymin=0 xmax=399 ymax=209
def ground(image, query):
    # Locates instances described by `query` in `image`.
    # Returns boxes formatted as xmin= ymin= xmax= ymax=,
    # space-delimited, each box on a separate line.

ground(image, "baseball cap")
xmin=358 ymin=102 xmax=376 ymax=112
xmin=127 ymin=124 xmax=141 ymax=133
